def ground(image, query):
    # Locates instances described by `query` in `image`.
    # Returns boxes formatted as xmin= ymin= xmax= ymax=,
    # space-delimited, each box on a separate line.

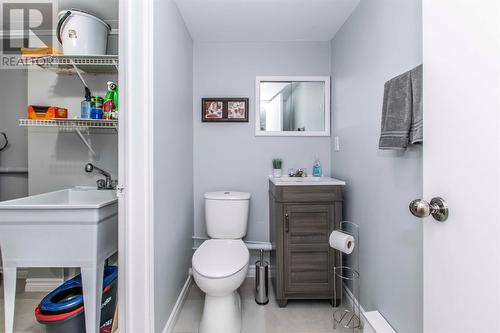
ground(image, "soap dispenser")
xmin=312 ymin=158 xmax=322 ymax=177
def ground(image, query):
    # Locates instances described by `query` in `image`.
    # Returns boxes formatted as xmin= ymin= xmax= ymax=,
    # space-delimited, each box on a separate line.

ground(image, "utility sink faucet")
xmin=84 ymin=163 xmax=117 ymax=190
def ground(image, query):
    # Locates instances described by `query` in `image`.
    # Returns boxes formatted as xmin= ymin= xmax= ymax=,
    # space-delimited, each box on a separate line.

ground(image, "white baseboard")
xmin=344 ymin=286 xmax=396 ymax=333
xmin=162 ymin=273 xmax=193 ymax=333
xmin=364 ymin=311 xmax=396 ymax=333
xmin=25 ymin=278 xmax=64 ymax=292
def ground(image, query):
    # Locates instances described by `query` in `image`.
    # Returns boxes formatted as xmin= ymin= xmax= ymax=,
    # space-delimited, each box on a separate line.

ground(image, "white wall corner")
xmin=162 ymin=274 xmax=193 ymax=333
xmin=119 ymin=0 xmax=156 ymax=331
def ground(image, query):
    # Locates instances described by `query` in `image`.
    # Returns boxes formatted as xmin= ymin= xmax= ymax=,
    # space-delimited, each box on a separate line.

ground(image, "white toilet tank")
xmin=204 ymin=191 xmax=251 ymax=239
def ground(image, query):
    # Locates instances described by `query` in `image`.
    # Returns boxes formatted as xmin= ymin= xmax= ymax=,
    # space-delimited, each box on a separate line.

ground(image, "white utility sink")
xmin=0 ymin=186 xmax=116 ymax=208
xmin=0 ymin=186 xmax=117 ymax=223
xmin=0 ymin=186 xmax=118 ymax=333
xmin=269 ymin=176 xmax=346 ymax=186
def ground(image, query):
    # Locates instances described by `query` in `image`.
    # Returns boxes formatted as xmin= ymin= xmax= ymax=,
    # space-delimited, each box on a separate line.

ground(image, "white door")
xmin=421 ymin=0 xmax=500 ymax=331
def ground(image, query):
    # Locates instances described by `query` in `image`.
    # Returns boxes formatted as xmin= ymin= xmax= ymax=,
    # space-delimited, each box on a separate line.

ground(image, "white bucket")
xmin=57 ymin=9 xmax=111 ymax=55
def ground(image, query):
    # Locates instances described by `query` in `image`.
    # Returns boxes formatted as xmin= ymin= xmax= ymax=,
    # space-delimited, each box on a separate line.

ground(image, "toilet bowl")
xmin=193 ymin=239 xmax=249 ymax=333
xmin=192 ymin=191 xmax=251 ymax=333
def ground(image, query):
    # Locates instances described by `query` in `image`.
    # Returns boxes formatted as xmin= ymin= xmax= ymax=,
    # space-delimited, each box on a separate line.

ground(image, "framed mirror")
xmin=255 ymin=76 xmax=330 ymax=136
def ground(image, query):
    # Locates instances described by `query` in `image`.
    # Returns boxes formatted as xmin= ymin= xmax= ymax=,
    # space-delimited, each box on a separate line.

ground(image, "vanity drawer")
xmin=269 ymin=181 xmax=343 ymax=203
xmin=284 ymin=204 xmax=331 ymax=243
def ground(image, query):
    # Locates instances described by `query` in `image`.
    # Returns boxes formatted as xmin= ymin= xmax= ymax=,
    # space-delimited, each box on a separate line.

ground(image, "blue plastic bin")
xmin=35 ymin=266 xmax=117 ymax=333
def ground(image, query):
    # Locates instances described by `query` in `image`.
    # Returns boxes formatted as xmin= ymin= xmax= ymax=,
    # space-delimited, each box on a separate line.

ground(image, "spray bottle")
xmin=81 ymin=87 xmax=92 ymax=119
xmin=103 ymin=81 xmax=117 ymax=120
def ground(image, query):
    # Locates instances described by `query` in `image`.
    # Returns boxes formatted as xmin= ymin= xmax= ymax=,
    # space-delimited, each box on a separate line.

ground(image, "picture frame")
xmin=201 ymin=98 xmax=249 ymax=122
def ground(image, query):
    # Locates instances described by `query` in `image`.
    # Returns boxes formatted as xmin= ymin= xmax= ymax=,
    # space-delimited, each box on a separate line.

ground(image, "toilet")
xmin=192 ymin=191 xmax=251 ymax=333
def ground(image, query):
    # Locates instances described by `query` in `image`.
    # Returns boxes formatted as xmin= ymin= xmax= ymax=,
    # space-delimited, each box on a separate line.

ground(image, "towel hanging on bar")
xmin=379 ymin=64 xmax=423 ymax=149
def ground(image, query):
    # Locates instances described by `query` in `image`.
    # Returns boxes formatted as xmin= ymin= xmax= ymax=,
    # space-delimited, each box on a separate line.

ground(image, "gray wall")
xmin=0 ymin=68 xmax=29 ymax=273
xmin=153 ymin=1 xmax=193 ymax=331
xmin=193 ymin=42 xmax=332 ymax=242
xmin=0 ymin=69 xmax=28 ymax=201
xmin=330 ymin=0 xmax=423 ymax=332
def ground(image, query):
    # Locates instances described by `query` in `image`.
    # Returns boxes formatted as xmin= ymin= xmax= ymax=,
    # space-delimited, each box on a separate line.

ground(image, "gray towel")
xmin=379 ymin=64 xmax=423 ymax=149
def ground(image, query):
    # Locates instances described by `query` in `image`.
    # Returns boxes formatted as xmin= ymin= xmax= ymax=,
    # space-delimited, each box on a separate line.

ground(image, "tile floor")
xmin=174 ymin=278 xmax=362 ymax=333
xmin=0 ymin=278 xmax=362 ymax=333
xmin=0 ymin=279 xmax=46 ymax=333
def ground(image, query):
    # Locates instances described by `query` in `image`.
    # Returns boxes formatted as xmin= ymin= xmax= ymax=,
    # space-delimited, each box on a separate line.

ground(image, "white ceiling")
xmin=174 ymin=0 xmax=360 ymax=42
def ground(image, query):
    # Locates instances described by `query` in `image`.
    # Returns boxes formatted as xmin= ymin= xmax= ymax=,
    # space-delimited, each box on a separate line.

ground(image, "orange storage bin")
xmin=27 ymin=105 xmax=68 ymax=119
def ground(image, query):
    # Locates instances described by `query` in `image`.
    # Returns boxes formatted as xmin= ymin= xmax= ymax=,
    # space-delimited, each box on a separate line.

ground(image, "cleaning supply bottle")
xmin=112 ymin=83 xmax=118 ymax=114
xmin=312 ymin=158 xmax=322 ymax=177
xmin=90 ymin=96 xmax=104 ymax=119
xmin=80 ymin=87 xmax=91 ymax=119
xmin=104 ymin=81 xmax=118 ymax=119
xmin=103 ymin=82 xmax=114 ymax=120
xmin=103 ymin=99 xmax=114 ymax=120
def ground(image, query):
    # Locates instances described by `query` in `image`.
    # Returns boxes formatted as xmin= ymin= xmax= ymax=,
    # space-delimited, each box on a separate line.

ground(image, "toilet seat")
xmin=192 ymin=239 xmax=249 ymax=279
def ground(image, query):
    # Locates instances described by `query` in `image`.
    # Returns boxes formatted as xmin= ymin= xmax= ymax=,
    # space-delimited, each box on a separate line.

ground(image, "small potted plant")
xmin=272 ymin=158 xmax=283 ymax=178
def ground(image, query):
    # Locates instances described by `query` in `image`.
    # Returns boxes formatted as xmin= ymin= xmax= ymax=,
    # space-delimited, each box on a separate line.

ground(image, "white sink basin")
xmin=269 ymin=176 xmax=346 ymax=186
xmin=0 ymin=186 xmax=116 ymax=209
xmin=0 ymin=186 xmax=117 ymax=223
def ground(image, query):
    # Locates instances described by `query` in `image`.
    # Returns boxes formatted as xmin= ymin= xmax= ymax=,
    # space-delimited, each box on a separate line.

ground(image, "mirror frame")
xmin=255 ymin=76 xmax=331 ymax=137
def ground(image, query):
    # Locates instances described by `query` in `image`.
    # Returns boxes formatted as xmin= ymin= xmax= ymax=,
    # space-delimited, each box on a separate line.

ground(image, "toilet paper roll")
xmin=329 ymin=231 xmax=355 ymax=254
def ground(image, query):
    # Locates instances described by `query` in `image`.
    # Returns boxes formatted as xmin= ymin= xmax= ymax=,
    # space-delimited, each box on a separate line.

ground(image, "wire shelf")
xmin=22 ymin=55 xmax=118 ymax=74
xmin=19 ymin=119 xmax=118 ymax=129
xmin=19 ymin=118 xmax=117 ymax=157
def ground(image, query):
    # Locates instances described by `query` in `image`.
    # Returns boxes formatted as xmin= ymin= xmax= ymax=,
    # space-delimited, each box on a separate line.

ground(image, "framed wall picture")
xmin=201 ymin=98 xmax=249 ymax=122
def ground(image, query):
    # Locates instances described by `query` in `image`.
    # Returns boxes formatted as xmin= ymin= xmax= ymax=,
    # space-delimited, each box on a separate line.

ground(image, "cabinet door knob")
xmin=285 ymin=213 xmax=289 ymax=232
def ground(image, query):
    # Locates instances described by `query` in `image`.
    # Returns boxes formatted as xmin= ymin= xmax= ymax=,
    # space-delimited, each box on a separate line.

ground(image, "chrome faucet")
xmin=84 ymin=163 xmax=117 ymax=190
xmin=288 ymin=168 xmax=307 ymax=177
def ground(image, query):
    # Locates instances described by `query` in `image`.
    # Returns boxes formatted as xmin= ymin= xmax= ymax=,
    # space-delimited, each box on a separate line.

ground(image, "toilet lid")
xmin=192 ymin=239 xmax=249 ymax=279
xmin=204 ymin=191 xmax=251 ymax=200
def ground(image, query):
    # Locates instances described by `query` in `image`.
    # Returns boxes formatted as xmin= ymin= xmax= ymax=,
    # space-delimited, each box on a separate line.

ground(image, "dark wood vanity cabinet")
xmin=269 ymin=181 xmax=343 ymax=307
